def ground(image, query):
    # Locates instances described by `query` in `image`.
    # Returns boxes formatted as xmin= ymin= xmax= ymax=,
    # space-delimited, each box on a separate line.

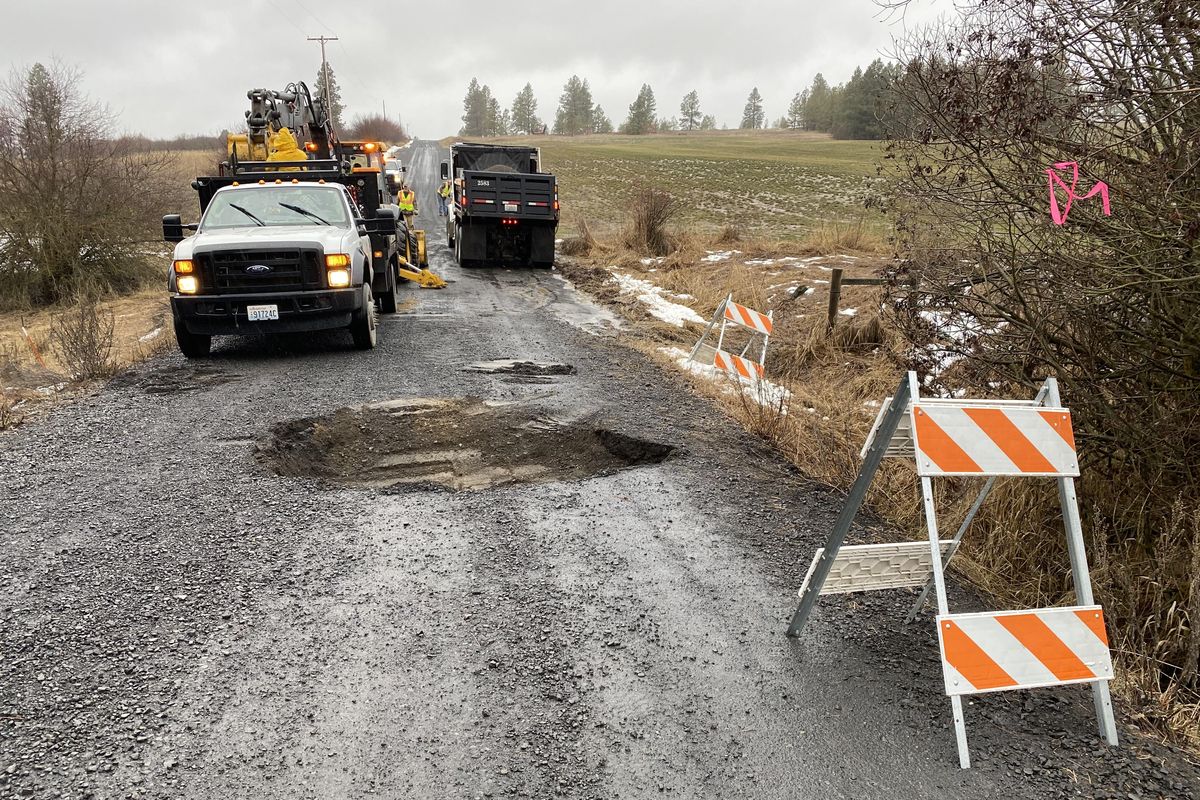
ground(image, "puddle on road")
xmin=258 ymin=397 xmax=675 ymax=492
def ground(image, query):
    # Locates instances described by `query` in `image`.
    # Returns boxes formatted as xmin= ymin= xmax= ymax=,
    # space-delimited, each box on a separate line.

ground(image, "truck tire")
xmin=447 ymin=218 xmax=456 ymax=248
xmin=349 ymin=284 xmax=378 ymax=350
xmin=379 ymin=259 xmax=399 ymax=315
xmin=174 ymin=322 xmax=211 ymax=358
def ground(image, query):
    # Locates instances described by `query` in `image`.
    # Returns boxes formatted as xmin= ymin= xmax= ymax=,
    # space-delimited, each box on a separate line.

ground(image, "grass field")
xmin=486 ymin=130 xmax=888 ymax=239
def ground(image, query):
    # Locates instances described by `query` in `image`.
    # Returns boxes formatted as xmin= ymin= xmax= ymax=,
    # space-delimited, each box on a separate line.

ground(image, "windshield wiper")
xmin=227 ymin=203 xmax=265 ymax=226
xmin=278 ymin=202 xmax=330 ymax=225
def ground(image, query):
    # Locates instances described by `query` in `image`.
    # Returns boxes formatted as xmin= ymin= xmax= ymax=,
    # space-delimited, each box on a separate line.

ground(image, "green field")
xmin=492 ymin=130 xmax=887 ymax=239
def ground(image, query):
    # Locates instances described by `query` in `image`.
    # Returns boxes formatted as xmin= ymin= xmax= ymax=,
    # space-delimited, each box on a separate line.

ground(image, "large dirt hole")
xmin=259 ymin=398 xmax=676 ymax=492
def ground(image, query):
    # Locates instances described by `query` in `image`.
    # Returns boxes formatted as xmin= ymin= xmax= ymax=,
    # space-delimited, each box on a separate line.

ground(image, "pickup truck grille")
xmin=199 ymin=249 xmax=323 ymax=294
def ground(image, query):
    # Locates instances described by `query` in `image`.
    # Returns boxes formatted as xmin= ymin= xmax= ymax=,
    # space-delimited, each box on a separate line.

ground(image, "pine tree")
xmin=553 ymin=75 xmax=594 ymax=136
xmin=679 ymin=90 xmax=701 ymax=131
xmin=485 ymin=94 xmax=503 ymax=137
xmin=657 ymin=117 xmax=679 ymax=132
xmin=314 ymin=62 xmax=345 ymax=131
xmin=460 ymin=78 xmax=491 ymax=137
xmin=787 ymin=90 xmax=807 ymax=129
xmin=740 ymin=87 xmax=765 ymax=129
xmin=623 ymin=84 xmax=657 ymax=135
xmin=510 ymin=83 xmax=541 ymax=135
xmin=804 ymin=74 xmax=832 ymax=131
xmin=592 ymin=105 xmax=614 ymax=134
xmin=699 ymin=114 xmax=717 ymax=130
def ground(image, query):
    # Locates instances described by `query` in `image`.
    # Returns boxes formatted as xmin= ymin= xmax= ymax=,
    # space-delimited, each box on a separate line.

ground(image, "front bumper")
xmin=172 ymin=288 xmax=361 ymax=336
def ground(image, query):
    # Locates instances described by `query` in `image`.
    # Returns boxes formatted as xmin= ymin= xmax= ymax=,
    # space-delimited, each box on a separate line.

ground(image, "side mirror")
xmin=357 ymin=224 xmax=368 ymax=236
xmin=375 ymin=207 xmax=398 ymax=221
xmin=162 ymin=214 xmax=185 ymax=243
xmin=439 ymin=161 xmax=449 ymax=180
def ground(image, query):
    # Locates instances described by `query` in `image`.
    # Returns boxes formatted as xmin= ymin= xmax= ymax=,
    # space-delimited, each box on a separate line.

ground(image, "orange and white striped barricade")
xmin=786 ymin=371 xmax=1117 ymax=769
xmin=687 ymin=294 xmax=773 ymax=381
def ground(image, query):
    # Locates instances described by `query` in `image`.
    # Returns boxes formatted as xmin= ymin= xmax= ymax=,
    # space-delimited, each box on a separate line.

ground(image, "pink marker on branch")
xmin=1046 ymin=161 xmax=1112 ymax=225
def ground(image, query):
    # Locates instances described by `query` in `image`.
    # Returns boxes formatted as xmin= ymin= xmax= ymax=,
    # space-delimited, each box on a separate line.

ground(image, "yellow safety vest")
xmin=398 ymin=190 xmax=415 ymax=212
xmin=438 ymin=183 xmax=451 ymax=198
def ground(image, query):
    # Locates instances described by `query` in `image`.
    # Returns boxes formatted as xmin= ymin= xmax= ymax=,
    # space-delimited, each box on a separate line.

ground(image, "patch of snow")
xmin=138 ymin=327 xmax=163 ymax=343
xmin=609 ymin=273 xmax=705 ymax=327
xmin=702 ymin=249 xmax=741 ymax=263
xmin=813 ymin=279 xmax=830 ymax=285
xmin=839 ymin=308 xmax=858 ymax=317
xmin=661 ymin=346 xmax=790 ymax=410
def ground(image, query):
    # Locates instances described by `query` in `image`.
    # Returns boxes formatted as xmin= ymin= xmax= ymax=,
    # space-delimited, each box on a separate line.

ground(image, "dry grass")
xmin=0 ymin=287 xmax=169 ymax=429
xmin=561 ymin=219 xmax=1200 ymax=750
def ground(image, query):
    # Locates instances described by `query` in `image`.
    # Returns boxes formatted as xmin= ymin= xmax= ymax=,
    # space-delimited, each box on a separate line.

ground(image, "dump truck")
xmin=442 ymin=143 xmax=559 ymax=268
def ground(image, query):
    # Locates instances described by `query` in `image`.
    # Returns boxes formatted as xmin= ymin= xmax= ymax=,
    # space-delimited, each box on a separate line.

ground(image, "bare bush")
xmin=624 ymin=186 xmax=680 ymax=256
xmin=345 ymin=114 xmax=407 ymax=143
xmin=884 ymin=0 xmax=1200 ymax=735
xmin=560 ymin=218 xmax=599 ymax=256
xmin=715 ymin=224 xmax=742 ymax=245
xmin=0 ymin=62 xmax=175 ymax=310
xmin=50 ymin=290 xmax=115 ymax=381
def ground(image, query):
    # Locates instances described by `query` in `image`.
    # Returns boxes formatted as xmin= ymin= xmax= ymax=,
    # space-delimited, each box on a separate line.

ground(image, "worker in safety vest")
xmin=437 ymin=180 xmax=451 ymax=217
xmin=265 ymin=128 xmax=307 ymax=171
xmin=398 ymin=184 xmax=417 ymax=221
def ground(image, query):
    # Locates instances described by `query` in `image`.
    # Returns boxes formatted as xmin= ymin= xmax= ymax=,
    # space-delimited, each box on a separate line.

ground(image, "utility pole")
xmin=308 ymin=35 xmax=339 ymax=131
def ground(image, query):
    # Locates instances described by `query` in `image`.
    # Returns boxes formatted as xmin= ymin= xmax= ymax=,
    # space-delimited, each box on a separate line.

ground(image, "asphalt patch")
xmin=464 ymin=360 xmax=576 ymax=376
xmin=259 ymin=397 xmax=675 ymax=492
xmin=111 ymin=364 xmax=242 ymax=395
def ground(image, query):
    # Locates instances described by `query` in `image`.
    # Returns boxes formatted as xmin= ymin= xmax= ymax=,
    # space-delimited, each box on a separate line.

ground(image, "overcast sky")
xmin=1 ymin=0 xmax=953 ymax=139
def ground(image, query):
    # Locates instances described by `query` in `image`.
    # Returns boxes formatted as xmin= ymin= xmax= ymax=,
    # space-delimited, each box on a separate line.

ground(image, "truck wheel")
xmin=447 ymin=218 xmax=456 ymax=248
xmin=349 ymin=284 xmax=378 ymax=350
xmin=174 ymin=322 xmax=211 ymax=358
xmin=379 ymin=260 xmax=399 ymax=315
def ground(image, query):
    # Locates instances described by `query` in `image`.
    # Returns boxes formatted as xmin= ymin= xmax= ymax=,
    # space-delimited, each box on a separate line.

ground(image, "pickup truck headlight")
xmin=325 ymin=253 xmax=350 ymax=268
xmin=177 ymin=275 xmax=199 ymax=294
xmin=327 ymin=268 xmax=351 ymax=288
xmin=173 ymin=259 xmax=194 ymax=274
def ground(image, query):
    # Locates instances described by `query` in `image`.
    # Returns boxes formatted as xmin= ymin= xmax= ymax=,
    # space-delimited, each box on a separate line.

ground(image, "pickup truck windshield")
xmin=200 ymin=186 xmax=351 ymax=231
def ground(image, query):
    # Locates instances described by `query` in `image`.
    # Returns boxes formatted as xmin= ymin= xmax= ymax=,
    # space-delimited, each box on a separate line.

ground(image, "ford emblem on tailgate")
xmin=245 ymin=264 xmax=271 ymax=274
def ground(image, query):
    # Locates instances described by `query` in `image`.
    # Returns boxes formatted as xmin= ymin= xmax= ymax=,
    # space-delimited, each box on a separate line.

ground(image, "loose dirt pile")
xmin=259 ymin=397 xmax=675 ymax=492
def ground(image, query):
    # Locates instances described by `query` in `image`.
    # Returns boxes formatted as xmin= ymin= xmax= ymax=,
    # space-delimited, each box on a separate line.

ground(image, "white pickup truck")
xmin=164 ymin=181 xmax=391 ymax=357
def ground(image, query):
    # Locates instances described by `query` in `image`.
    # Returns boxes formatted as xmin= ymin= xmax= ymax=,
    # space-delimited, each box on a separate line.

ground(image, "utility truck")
xmin=442 ymin=143 xmax=559 ymax=268
xmin=161 ymin=81 xmax=434 ymax=357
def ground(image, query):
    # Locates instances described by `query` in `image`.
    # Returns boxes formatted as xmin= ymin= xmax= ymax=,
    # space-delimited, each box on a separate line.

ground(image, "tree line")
xmin=459 ymin=65 xmax=895 ymax=139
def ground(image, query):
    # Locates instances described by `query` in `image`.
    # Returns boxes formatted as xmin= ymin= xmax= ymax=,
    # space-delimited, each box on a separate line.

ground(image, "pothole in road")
xmin=259 ymin=397 xmax=675 ymax=492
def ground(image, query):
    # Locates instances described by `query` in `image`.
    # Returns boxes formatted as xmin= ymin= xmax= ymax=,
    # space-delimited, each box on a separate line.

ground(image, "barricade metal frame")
xmin=786 ymin=371 xmax=1118 ymax=768
xmin=688 ymin=294 xmax=772 ymax=380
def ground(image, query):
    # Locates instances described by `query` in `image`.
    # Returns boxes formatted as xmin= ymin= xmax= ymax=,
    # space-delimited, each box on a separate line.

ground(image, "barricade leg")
xmin=786 ymin=375 xmax=913 ymax=638
xmin=907 ymin=476 xmax=997 ymax=622
xmin=1058 ymin=474 xmax=1119 ymax=746
xmin=1046 ymin=378 xmax=1119 ymax=747
xmin=920 ymin=474 xmax=971 ymax=768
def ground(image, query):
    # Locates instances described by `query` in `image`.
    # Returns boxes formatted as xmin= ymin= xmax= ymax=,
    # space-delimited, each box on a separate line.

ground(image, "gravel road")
xmin=2 ymin=141 xmax=1198 ymax=799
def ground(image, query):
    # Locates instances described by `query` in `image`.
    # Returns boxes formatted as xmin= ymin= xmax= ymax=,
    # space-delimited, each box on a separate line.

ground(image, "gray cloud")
xmin=0 ymin=0 xmax=951 ymax=138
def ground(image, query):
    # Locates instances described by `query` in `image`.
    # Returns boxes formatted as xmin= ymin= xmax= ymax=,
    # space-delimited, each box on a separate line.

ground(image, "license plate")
xmin=246 ymin=304 xmax=279 ymax=322
xmin=503 ymin=202 xmax=518 ymax=212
